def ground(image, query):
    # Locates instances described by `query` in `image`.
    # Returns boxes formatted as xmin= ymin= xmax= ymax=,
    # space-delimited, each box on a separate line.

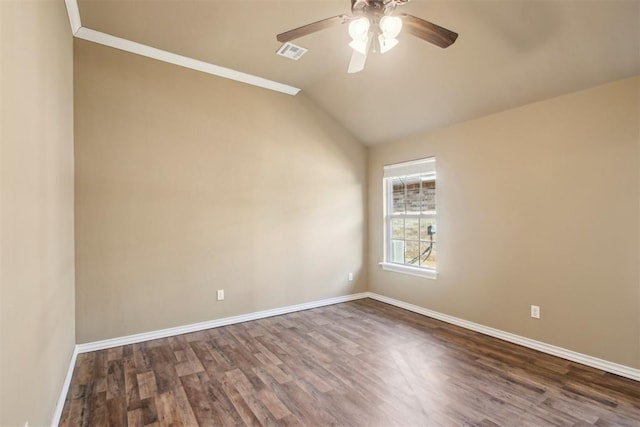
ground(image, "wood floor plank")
xmin=126 ymin=408 xmax=143 ymax=427
xmin=59 ymin=299 xmax=640 ymax=426
xmin=137 ymin=371 xmax=158 ymax=400
xmin=174 ymin=385 xmax=200 ymax=426
xmin=87 ymin=390 xmax=107 ymax=426
xmin=106 ymin=359 xmax=125 ymax=400
xmin=123 ymin=356 xmax=140 ymax=407
xmin=180 ymin=372 xmax=219 ymax=426
xmin=137 ymin=398 xmax=159 ymax=426
xmin=155 ymin=390 xmax=183 ymax=426
xmin=217 ymin=370 xmax=263 ymax=425
xmin=106 ymin=395 xmax=127 ymax=426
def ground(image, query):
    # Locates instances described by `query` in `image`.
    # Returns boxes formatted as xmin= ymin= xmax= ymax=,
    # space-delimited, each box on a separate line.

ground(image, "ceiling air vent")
xmin=276 ymin=42 xmax=308 ymax=60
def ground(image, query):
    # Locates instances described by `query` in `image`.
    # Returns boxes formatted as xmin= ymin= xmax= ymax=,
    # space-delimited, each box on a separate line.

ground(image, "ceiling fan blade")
xmin=347 ymin=49 xmax=367 ymax=73
xmin=277 ymin=15 xmax=348 ymax=43
xmin=400 ymin=13 xmax=458 ymax=48
xmin=347 ymin=38 xmax=371 ymax=74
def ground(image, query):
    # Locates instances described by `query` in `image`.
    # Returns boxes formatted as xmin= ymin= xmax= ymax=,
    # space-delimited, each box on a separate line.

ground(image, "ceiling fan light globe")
xmin=348 ymin=17 xmax=370 ymax=41
xmin=349 ymin=39 xmax=369 ymax=55
xmin=379 ymin=15 xmax=402 ymax=39
xmin=378 ymin=35 xmax=398 ymax=53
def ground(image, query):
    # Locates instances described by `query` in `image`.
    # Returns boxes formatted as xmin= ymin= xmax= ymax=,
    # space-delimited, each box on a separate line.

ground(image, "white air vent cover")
xmin=276 ymin=42 xmax=308 ymax=60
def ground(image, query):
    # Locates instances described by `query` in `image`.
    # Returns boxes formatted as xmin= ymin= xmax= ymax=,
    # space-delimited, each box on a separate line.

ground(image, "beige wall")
xmin=0 ymin=2 xmax=636 ymax=422
xmin=0 ymin=1 xmax=75 ymax=425
xmin=74 ymin=40 xmax=367 ymax=343
xmin=369 ymin=76 xmax=640 ymax=368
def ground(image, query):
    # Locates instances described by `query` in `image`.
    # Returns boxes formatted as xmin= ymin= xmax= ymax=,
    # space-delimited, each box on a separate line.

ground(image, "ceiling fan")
xmin=276 ymin=0 xmax=458 ymax=73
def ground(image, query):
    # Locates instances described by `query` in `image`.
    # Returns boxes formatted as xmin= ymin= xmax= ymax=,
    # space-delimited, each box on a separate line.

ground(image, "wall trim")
xmin=366 ymin=292 xmax=640 ymax=382
xmin=55 ymin=290 xmax=638 ymax=425
xmin=76 ymin=293 xmax=369 ymax=353
xmin=63 ymin=0 xmax=300 ymax=96
xmin=63 ymin=0 xmax=81 ymax=35
xmin=51 ymin=345 xmax=79 ymax=427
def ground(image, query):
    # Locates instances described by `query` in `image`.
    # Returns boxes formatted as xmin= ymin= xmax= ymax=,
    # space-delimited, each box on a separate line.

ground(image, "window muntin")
xmin=383 ymin=158 xmax=436 ymax=276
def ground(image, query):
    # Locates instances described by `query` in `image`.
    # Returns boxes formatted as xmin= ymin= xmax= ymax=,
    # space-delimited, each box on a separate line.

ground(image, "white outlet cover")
xmin=531 ymin=305 xmax=540 ymax=319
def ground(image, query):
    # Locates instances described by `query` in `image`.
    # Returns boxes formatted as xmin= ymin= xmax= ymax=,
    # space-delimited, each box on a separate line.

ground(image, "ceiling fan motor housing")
xmin=276 ymin=0 xmax=457 ymax=73
xmin=351 ymin=0 xmax=402 ymax=17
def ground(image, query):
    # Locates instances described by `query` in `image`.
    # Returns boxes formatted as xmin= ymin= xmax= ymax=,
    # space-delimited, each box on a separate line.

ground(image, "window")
xmin=381 ymin=158 xmax=437 ymax=279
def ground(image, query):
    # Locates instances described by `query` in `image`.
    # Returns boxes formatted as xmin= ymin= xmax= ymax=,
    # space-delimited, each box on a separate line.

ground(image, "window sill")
xmin=379 ymin=262 xmax=438 ymax=280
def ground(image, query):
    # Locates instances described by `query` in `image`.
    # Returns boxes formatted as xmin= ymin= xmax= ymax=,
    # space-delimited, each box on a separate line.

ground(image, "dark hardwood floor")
xmin=59 ymin=299 xmax=640 ymax=426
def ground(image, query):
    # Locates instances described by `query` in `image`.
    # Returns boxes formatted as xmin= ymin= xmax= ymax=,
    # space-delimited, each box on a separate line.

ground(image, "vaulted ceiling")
xmin=76 ymin=0 xmax=640 ymax=145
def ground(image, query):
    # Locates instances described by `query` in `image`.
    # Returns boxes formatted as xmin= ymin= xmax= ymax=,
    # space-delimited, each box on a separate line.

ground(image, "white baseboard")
xmin=53 ymin=290 xmax=638 ymax=426
xmin=76 ymin=293 xmax=369 ymax=353
xmin=365 ymin=292 xmax=640 ymax=381
xmin=53 ymin=293 xmax=368 ymax=426
xmin=51 ymin=345 xmax=79 ymax=427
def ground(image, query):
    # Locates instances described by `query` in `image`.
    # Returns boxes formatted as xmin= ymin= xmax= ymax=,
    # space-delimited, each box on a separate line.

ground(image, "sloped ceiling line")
xmin=63 ymin=0 xmax=301 ymax=96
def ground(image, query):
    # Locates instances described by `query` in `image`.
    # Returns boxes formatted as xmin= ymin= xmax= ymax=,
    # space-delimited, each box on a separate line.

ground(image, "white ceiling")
xmin=77 ymin=0 xmax=640 ymax=145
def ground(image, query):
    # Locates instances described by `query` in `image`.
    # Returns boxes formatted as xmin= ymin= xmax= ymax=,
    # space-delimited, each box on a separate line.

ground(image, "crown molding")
xmin=63 ymin=0 xmax=300 ymax=96
xmin=63 ymin=0 xmax=81 ymax=35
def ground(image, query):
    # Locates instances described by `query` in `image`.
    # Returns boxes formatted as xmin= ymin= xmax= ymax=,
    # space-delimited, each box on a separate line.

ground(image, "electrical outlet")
xmin=531 ymin=305 xmax=540 ymax=319
xmin=348 ymin=272 xmax=353 ymax=281
xmin=217 ymin=289 xmax=224 ymax=301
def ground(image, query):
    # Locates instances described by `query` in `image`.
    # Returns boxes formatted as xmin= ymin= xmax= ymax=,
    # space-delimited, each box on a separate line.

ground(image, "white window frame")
xmin=380 ymin=157 xmax=438 ymax=279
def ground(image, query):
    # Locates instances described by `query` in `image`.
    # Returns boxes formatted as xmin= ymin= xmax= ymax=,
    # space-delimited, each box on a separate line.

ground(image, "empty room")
xmin=1 ymin=0 xmax=640 ymax=425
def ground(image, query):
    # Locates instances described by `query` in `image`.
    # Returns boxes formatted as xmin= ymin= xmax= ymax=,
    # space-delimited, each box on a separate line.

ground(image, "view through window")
xmin=383 ymin=158 xmax=436 ymax=276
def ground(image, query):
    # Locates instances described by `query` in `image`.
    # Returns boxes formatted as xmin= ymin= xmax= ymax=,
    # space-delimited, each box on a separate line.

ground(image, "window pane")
xmin=405 ymin=218 xmax=419 ymax=241
xmin=392 ymin=178 xmax=405 ymax=214
xmin=391 ymin=240 xmax=405 ymax=263
xmin=405 ymin=178 xmax=421 ymax=214
xmin=405 ymin=240 xmax=420 ymax=265
xmin=422 ymin=179 xmax=436 ymax=212
xmin=384 ymin=160 xmax=437 ymax=272
xmin=419 ymin=242 xmax=437 ymax=269
xmin=391 ymin=218 xmax=404 ymax=239
xmin=419 ymin=218 xmax=436 ymax=241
